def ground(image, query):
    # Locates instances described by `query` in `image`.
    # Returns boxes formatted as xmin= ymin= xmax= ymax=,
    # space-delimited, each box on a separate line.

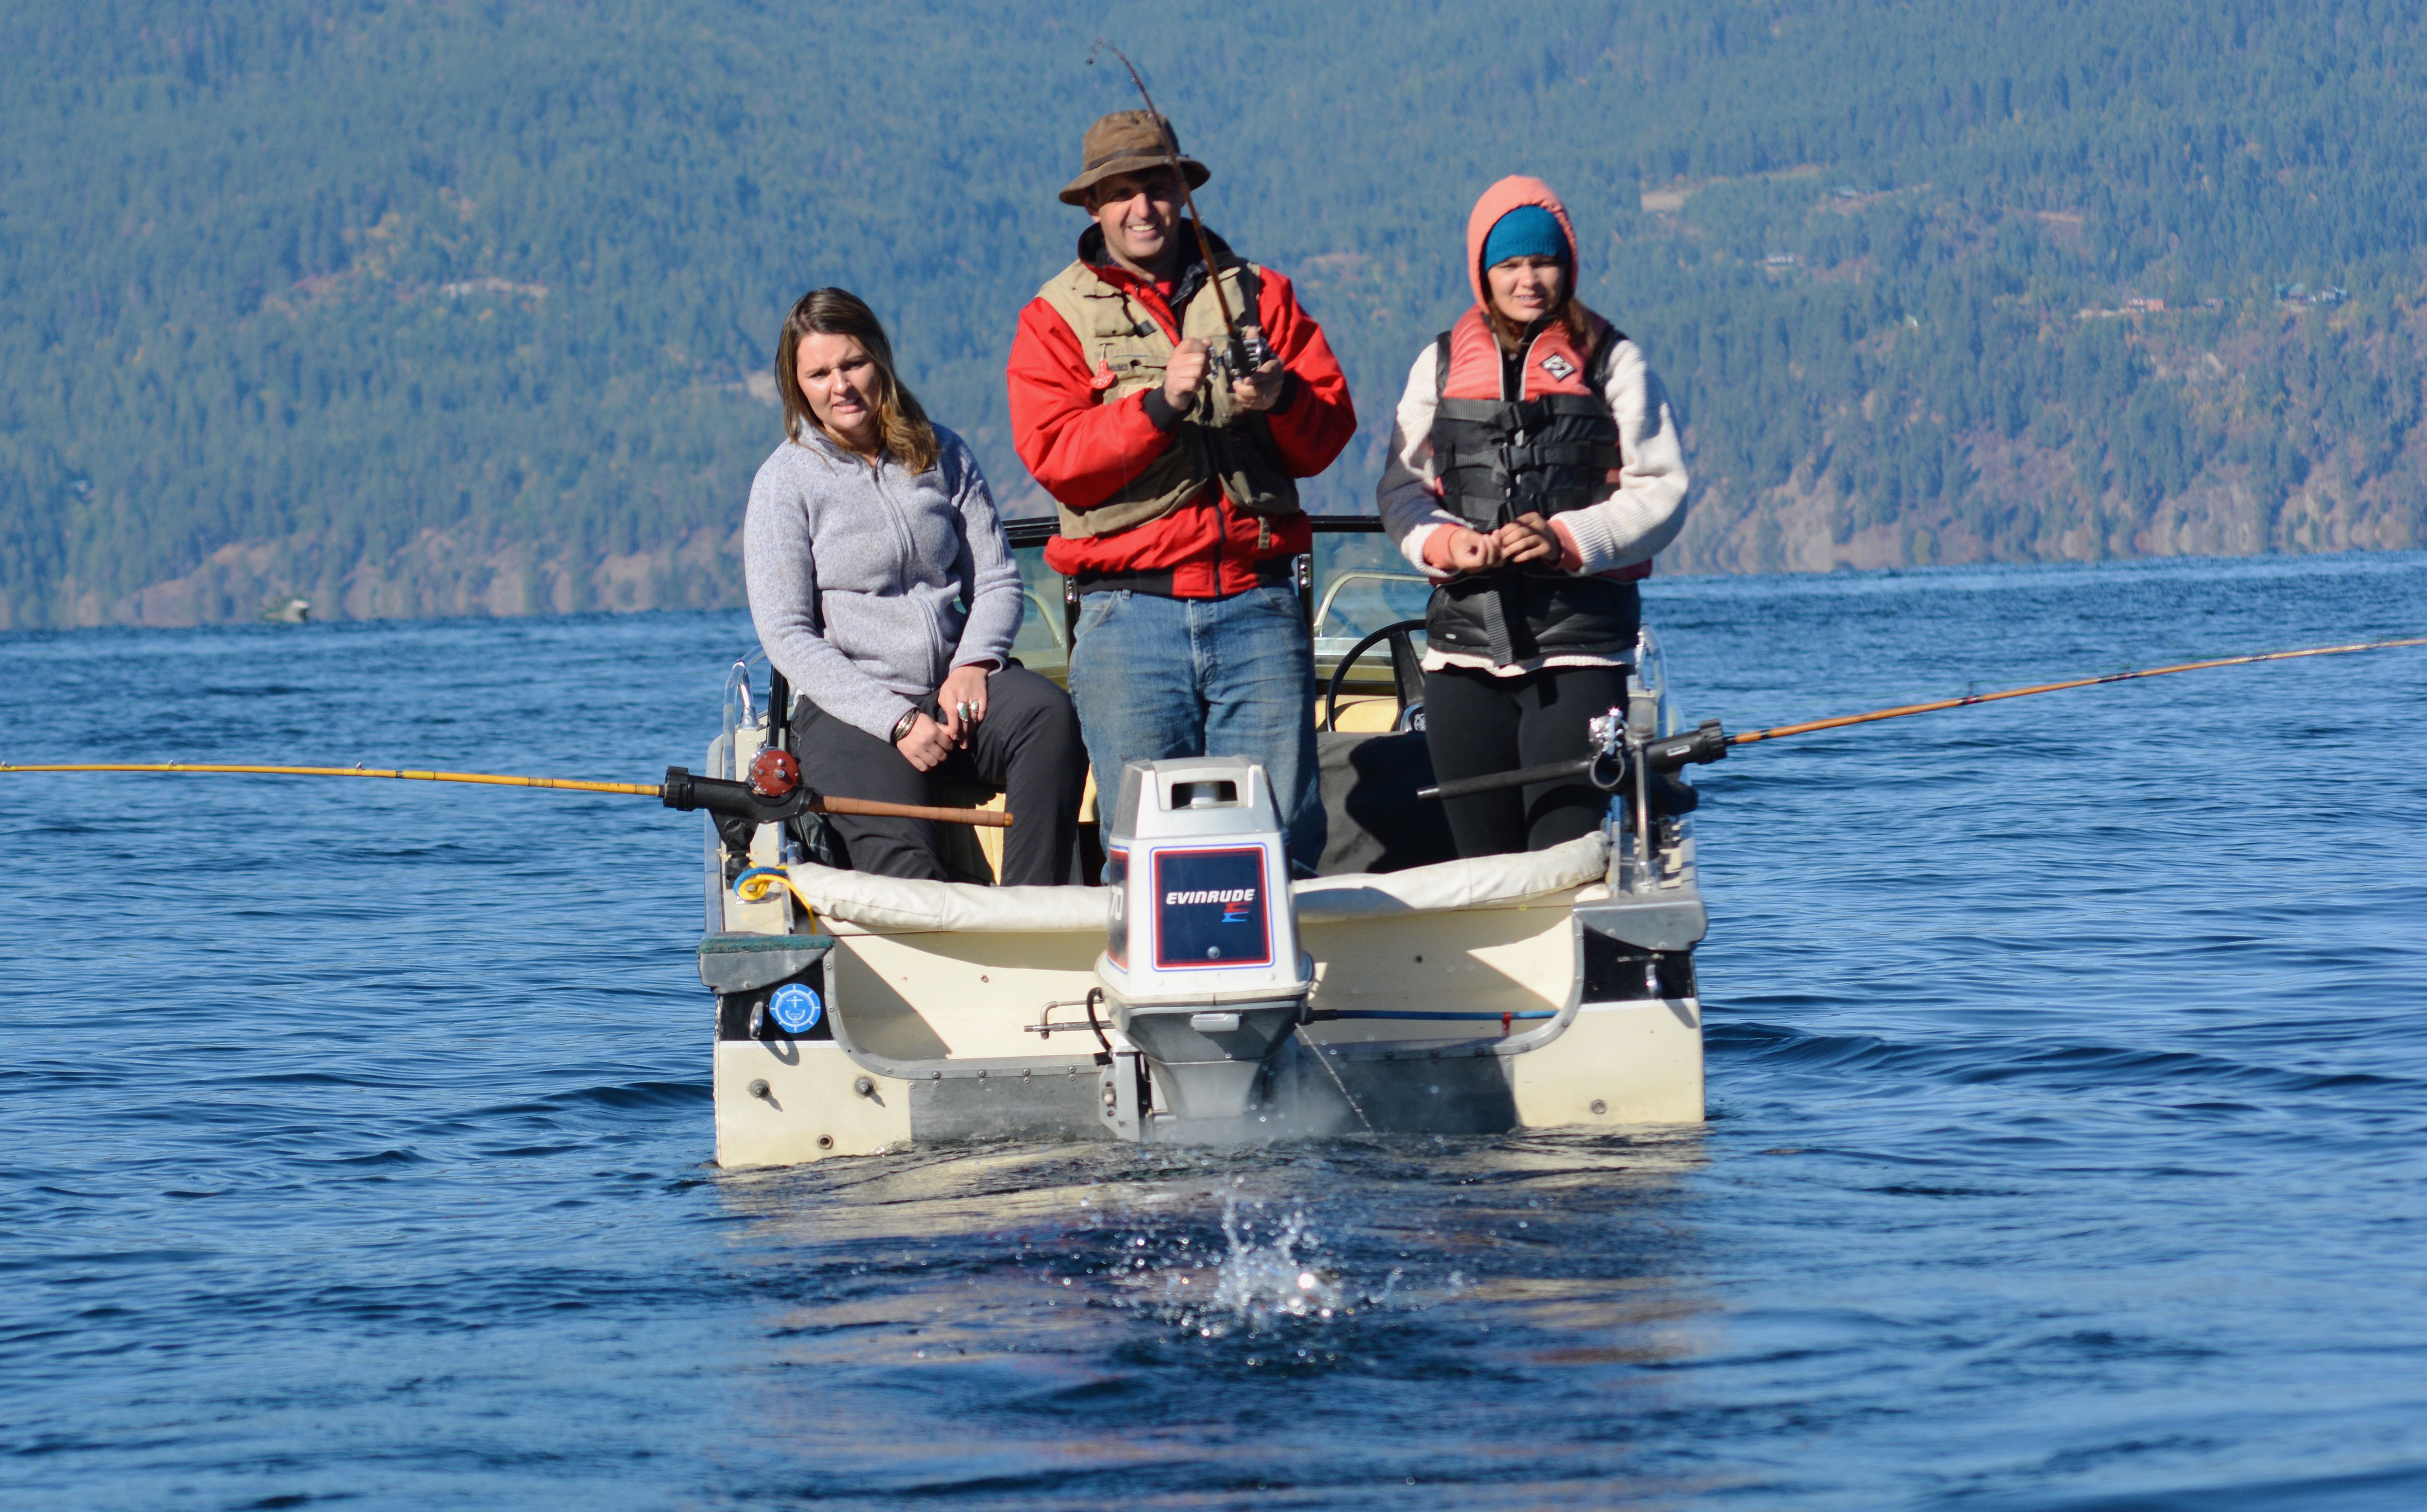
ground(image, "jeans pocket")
xmin=1076 ymin=591 xmax=1125 ymax=636
xmin=1249 ymin=582 xmax=1306 ymax=620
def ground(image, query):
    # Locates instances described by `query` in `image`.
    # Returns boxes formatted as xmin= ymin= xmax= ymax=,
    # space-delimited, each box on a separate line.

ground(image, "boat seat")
xmin=924 ymin=772 xmax=1003 ymax=886
xmin=1315 ymin=729 xmax=1458 ymax=876
xmin=1296 ymin=832 xmax=1607 ymax=922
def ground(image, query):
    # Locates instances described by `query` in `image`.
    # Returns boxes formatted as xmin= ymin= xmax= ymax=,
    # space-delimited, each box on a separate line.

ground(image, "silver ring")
xmin=956 ymin=701 xmax=974 ymax=721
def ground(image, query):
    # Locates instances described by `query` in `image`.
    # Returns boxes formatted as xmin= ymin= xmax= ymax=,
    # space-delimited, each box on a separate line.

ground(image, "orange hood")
xmin=1464 ymin=175 xmax=1579 ymax=309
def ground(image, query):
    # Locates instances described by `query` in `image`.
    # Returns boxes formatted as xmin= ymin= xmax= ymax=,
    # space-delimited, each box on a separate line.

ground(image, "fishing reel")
xmin=1586 ymin=709 xmax=1728 ymax=793
xmin=1418 ymin=712 xmax=1725 ymax=806
xmin=1586 ymin=708 xmax=1631 ymax=791
xmin=664 ymin=753 xmax=823 ymax=877
xmin=1214 ymin=324 xmax=1278 ymax=384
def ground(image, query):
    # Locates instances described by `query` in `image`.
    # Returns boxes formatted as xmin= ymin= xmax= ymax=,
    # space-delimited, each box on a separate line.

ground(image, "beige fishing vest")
xmin=1036 ymin=258 xmax=1301 ymax=539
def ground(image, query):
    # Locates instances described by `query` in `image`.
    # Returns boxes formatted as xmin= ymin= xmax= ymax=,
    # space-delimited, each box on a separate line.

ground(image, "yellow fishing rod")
xmin=1725 ymin=635 xmax=2427 ymax=748
xmin=1421 ymin=634 xmax=2427 ymax=802
xmin=0 ymin=753 xmax=1014 ymax=828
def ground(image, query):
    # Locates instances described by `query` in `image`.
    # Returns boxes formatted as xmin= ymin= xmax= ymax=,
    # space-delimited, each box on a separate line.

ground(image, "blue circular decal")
xmin=769 ymin=982 xmax=824 ymax=1034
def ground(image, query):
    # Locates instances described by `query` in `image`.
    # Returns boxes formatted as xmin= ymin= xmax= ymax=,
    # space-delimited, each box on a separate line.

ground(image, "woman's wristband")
xmin=890 ymin=709 xmax=919 ymax=744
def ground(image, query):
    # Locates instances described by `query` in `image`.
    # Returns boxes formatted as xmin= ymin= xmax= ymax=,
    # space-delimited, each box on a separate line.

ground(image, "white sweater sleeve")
xmin=1553 ymin=340 xmax=1692 ymax=575
xmin=1374 ymin=344 xmax=1466 ymax=575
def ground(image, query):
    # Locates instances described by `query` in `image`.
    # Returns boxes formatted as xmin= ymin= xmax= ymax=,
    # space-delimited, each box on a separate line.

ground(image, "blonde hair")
xmin=773 ymin=288 xmax=940 ymax=474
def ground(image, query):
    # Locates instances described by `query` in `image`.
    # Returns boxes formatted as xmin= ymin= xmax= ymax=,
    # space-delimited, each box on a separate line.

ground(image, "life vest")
xmin=1421 ymin=308 xmax=1647 ymax=668
xmin=1428 ymin=306 xmax=1624 ymax=530
xmin=1035 ymin=237 xmax=1299 ymax=541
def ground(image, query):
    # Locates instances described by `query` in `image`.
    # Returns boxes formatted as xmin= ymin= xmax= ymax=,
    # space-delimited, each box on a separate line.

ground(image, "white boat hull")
xmin=708 ymin=881 xmax=1704 ymax=1167
xmin=697 ymin=624 xmax=1709 ymax=1165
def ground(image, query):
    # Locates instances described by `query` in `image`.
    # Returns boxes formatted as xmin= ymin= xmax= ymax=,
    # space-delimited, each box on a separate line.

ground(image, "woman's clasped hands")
xmin=1437 ymin=512 xmax=1563 ymax=573
xmin=895 ymin=662 xmax=995 ymax=772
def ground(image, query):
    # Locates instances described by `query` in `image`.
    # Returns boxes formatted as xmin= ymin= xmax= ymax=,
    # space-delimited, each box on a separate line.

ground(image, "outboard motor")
xmin=1097 ymin=757 xmax=1312 ymax=1133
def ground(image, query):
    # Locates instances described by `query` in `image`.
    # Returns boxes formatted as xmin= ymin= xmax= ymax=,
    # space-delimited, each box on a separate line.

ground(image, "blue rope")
xmin=1323 ymin=1009 xmax=1558 ymax=1022
xmin=732 ymin=865 xmax=787 ymax=898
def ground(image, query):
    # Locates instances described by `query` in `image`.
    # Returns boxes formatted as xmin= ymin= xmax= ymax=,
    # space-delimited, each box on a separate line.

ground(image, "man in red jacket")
xmin=1008 ymin=110 xmax=1356 ymax=872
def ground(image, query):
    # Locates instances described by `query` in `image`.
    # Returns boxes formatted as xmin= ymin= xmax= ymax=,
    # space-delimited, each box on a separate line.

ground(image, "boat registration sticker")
xmin=1152 ymin=847 xmax=1272 ymax=969
xmin=769 ymin=982 xmax=824 ymax=1034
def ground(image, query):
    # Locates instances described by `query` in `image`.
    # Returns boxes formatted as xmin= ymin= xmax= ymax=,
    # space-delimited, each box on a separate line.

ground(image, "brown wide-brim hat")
xmin=1059 ymin=109 xmax=1210 ymax=206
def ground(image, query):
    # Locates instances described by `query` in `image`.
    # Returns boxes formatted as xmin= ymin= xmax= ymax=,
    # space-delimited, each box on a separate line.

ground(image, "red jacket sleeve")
xmin=1007 ymin=298 xmax=1180 ymax=513
xmin=1252 ymin=269 xmax=1358 ymax=477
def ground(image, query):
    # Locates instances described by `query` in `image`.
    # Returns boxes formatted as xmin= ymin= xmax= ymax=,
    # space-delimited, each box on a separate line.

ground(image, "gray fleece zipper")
xmin=743 ymin=425 xmax=1025 ymax=741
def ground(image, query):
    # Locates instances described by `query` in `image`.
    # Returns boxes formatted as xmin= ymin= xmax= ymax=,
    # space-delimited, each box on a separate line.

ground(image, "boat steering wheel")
xmin=1321 ymin=619 xmax=1429 ymax=733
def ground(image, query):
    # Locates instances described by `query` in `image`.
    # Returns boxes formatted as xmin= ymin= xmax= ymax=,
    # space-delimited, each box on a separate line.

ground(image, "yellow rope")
xmin=732 ymin=866 xmax=821 ymax=933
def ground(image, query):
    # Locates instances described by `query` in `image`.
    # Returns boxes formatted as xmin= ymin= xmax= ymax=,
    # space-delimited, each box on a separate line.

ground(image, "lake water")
xmin=4 ymin=551 xmax=2423 ymax=1510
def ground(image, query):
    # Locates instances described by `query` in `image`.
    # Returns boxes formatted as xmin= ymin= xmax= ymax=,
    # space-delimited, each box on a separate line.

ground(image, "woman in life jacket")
xmin=1376 ymin=177 xmax=1692 ymax=857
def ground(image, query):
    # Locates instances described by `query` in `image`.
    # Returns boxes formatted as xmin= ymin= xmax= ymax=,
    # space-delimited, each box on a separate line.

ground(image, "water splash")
xmin=1203 ymin=1200 xmax=1341 ymax=1323
xmin=1120 ymin=1198 xmax=1356 ymax=1338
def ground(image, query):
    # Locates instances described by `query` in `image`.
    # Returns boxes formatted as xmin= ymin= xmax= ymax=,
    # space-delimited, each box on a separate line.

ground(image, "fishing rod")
xmin=1417 ymin=634 xmax=2427 ymax=803
xmin=0 ymin=756 xmax=1015 ymax=829
xmin=1086 ymin=40 xmax=1272 ymax=378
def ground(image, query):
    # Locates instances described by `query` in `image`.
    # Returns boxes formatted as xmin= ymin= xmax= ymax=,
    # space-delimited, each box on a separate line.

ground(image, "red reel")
xmin=747 ymin=748 xmax=800 ymax=799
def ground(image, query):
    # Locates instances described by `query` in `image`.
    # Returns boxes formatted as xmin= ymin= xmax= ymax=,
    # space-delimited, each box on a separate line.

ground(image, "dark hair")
xmin=773 ymin=288 xmax=939 ymax=474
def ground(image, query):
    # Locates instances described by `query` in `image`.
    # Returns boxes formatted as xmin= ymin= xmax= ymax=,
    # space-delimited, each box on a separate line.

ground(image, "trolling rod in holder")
xmin=1086 ymin=40 xmax=1273 ymax=378
xmin=0 ymin=756 xmax=1014 ymax=829
xmin=1417 ymin=634 xmax=2427 ymax=803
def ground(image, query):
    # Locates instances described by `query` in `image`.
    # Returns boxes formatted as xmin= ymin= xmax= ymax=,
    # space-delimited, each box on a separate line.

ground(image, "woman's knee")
xmin=983 ymin=671 xmax=1084 ymax=785
xmin=999 ymin=668 xmax=1081 ymax=734
xmin=1024 ymin=701 xmax=1086 ymax=786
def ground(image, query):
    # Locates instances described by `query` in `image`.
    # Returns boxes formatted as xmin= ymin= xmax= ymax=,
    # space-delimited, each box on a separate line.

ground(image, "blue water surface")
xmin=3 ymin=551 xmax=2423 ymax=1510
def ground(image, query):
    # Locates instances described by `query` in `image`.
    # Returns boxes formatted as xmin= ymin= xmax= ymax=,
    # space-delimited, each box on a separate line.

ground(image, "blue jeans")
xmin=1067 ymin=584 xmax=1325 ymax=875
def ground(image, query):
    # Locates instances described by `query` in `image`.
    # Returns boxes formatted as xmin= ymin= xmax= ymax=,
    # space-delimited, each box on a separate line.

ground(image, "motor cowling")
xmin=1096 ymin=757 xmax=1312 ymax=1126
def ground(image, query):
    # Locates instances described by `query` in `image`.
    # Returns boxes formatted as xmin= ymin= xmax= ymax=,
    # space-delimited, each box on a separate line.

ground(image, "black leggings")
xmin=787 ymin=664 xmax=1085 ymax=886
xmin=1422 ymin=663 xmax=1630 ymax=858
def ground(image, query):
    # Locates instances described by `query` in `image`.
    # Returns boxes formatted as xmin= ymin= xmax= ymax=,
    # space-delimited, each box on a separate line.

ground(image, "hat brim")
xmin=1059 ymin=153 xmax=1210 ymax=207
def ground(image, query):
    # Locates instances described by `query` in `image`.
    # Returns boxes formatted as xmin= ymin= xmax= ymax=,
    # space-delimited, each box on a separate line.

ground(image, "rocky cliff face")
xmin=1669 ymin=451 xmax=2423 ymax=577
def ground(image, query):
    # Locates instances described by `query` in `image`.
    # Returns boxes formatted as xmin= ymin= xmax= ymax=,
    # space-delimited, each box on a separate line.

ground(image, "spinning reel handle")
xmin=1214 ymin=325 xmax=1276 ymax=383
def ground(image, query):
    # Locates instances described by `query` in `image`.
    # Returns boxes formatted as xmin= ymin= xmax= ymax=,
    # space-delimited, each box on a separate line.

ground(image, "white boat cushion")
xmin=1294 ymin=832 xmax=1609 ymax=922
xmin=777 ymin=831 xmax=1609 ymax=936
xmin=773 ymin=865 xmax=1114 ymax=935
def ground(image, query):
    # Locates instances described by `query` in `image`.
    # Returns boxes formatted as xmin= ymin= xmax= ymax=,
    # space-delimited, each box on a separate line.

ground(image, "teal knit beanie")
xmin=1481 ymin=205 xmax=1567 ymax=268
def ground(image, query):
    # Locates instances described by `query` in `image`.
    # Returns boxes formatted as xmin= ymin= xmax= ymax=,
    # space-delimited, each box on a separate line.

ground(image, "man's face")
xmin=1087 ymin=167 xmax=1184 ymax=275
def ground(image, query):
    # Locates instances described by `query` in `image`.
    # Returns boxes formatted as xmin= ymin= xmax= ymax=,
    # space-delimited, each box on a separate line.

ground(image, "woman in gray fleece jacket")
xmin=745 ymin=289 xmax=1083 ymax=885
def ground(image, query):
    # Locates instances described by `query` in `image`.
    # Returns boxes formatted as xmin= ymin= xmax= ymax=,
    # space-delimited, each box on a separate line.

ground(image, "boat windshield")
xmin=1000 ymin=517 xmax=1429 ymax=691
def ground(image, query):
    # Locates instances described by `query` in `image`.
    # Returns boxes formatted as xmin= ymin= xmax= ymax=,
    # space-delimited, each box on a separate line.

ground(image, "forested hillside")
xmin=4 ymin=0 xmax=2424 ymax=627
